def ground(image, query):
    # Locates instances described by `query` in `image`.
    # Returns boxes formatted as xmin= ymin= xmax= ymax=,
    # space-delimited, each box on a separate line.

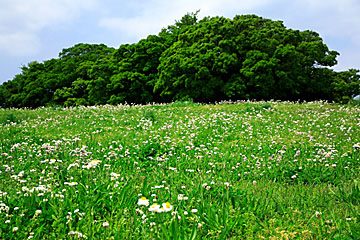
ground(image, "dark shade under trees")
xmin=0 ymin=13 xmax=359 ymax=108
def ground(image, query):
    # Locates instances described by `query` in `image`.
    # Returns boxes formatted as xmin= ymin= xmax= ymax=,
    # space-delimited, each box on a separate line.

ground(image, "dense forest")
xmin=0 ymin=12 xmax=359 ymax=108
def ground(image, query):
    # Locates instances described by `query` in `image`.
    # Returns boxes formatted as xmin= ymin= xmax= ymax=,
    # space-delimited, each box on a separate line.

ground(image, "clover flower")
xmin=191 ymin=209 xmax=198 ymax=214
xmin=224 ymin=182 xmax=232 ymax=187
xmin=315 ymin=211 xmax=322 ymax=217
xmin=34 ymin=209 xmax=42 ymax=216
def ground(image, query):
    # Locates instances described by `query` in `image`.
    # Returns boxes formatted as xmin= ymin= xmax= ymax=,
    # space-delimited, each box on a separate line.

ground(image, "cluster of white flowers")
xmin=110 ymin=172 xmax=120 ymax=181
xmin=148 ymin=202 xmax=173 ymax=213
xmin=68 ymin=231 xmax=87 ymax=238
xmin=169 ymin=167 xmax=177 ymax=171
xmin=178 ymin=194 xmax=189 ymax=200
xmin=64 ymin=182 xmax=78 ymax=186
xmin=202 ymin=183 xmax=211 ymax=190
xmin=0 ymin=202 xmax=9 ymax=213
xmin=137 ymin=197 xmax=173 ymax=213
xmin=82 ymin=160 xmax=101 ymax=169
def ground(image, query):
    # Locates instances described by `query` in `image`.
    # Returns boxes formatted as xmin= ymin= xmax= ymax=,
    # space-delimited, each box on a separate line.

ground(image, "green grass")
xmin=0 ymin=101 xmax=359 ymax=239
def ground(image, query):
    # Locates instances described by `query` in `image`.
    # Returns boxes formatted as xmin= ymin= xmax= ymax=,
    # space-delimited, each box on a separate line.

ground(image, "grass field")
xmin=0 ymin=101 xmax=359 ymax=239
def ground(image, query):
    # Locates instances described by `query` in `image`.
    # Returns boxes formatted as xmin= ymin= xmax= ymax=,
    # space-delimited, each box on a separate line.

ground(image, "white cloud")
xmin=97 ymin=0 xmax=360 ymax=47
xmin=0 ymin=33 xmax=40 ymax=56
xmin=289 ymin=0 xmax=360 ymax=39
xmin=0 ymin=0 xmax=99 ymax=57
xmin=98 ymin=0 xmax=275 ymax=42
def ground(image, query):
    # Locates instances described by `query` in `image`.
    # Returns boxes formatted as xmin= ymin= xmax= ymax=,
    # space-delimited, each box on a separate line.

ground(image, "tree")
xmin=0 ymin=13 xmax=353 ymax=107
xmin=155 ymin=14 xmax=339 ymax=102
xmin=156 ymin=16 xmax=233 ymax=102
xmin=108 ymin=34 xmax=169 ymax=104
xmin=53 ymin=44 xmax=115 ymax=106
xmin=331 ymin=69 xmax=360 ymax=103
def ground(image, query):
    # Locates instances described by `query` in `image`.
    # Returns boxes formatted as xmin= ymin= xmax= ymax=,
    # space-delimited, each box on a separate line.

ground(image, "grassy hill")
xmin=0 ymin=101 xmax=359 ymax=239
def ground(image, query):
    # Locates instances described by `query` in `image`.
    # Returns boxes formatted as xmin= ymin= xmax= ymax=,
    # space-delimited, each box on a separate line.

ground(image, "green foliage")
xmin=331 ymin=69 xmax=360 ymax=103
xmin=155 ymin=15 xmax=340 ymax=102
xmin=1 ymin=102 xmax=360 ymax=238
xmin=0 ymin=12 xmax=358 ymax=108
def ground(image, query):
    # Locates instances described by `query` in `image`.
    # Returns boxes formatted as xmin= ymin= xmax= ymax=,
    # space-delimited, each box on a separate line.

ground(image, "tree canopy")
xmin=0 ymin=13 xmax=359 ymax=108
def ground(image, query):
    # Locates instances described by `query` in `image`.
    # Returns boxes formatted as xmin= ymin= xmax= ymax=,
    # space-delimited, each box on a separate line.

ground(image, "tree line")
xmin=0 ymin=12 xmax=359 ymax=108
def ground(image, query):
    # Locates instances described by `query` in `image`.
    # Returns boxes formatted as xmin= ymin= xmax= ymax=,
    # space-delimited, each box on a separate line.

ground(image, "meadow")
xmin=0 ymin=101 xmax=359 ymax=239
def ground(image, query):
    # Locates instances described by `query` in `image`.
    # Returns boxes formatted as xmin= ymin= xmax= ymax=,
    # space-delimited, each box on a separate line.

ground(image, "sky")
xmin=1 ymin=0 xmax=360 ymax=85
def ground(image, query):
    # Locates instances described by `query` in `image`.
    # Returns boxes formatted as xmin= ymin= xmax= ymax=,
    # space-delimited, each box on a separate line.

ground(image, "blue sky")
xmin=1 ymin=0 xmax=360 ymax=85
